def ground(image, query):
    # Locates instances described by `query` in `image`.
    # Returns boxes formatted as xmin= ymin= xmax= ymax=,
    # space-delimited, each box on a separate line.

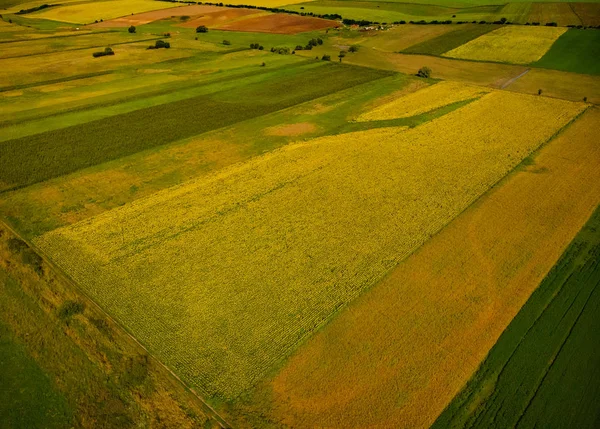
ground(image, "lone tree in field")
xmin=538 ymin=89 xmax=543 ymax=95
xmin=196 ymin=25 xmax=208 ymax=33
xmin=349 ymin=45 xmax=359 ymax=53
xmin=128 ymin=25 xmax=136 ymax=33
xmin=417 ymin=66 xmax=432 ymax=78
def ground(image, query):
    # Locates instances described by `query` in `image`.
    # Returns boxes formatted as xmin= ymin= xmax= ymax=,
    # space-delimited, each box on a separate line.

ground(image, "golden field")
xmin=34 ymin=92 xmax=584 ymax=400
xmin=243 ymin=107 xmax=600 ymax=429
xmin=29 ymin=0 xmax=177 ymax=24
xmin=444 ymin=26 xmax=567 ymax=65
xmin=356 ymin=81 xmax=488 ymax=122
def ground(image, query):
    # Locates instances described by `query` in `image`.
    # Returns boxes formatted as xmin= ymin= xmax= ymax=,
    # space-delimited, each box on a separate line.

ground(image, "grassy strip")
xmin=401 ymin=25 xmax=498 ymax=56
xmin=1 ymin=37 xmax=165 ymax=59
xmin=0 ymin=319 xmax=72 ymax=428
xmin=0 ymin=63 xmax=392 ymax=191
xmin=533 ymin=29 xmax=600 ymax=75
xmin=0 ymin=70 xmax=114 ymax=93
xmin=0 ymin=30 xmax=118 ymax=44
xmin=433 ymin=204 xmax=600 ymax=429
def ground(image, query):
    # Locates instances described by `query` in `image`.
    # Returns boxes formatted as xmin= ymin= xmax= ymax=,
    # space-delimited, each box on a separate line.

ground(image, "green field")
xmin=0 ymin=318 xmax=72 ymax=428
xmin=534 ymin=29 xmax=600 ymax=75
xmin=433 ymin=204 xmax=600 ymax=429
xmin=402 ymin=24 xmax=497 ymax=55
xmin=0 ymin=62 xmax=390 ymax=191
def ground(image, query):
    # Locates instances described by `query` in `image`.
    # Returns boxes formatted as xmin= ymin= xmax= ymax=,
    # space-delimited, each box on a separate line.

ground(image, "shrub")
xmin=223 ymin=39 xmax=231 ymax=45
xmin=196 ymin=25 xmax=208 ymax=33
xmin=295 ymin=45 xmax=303 ymax=50
xmin=583 ymin=97 xmax=587 ymax=102
xmin=128 ymin=25 xmax=136 ymax=33
xmin=261 ymin=62 xmax=266 ymax=67
xmin=58 ymin=300 xmax=85 ymax=320
xmin=538 ymin=89 xmax=542 ymax=95
xmin=349 ymin=45 xmax=358 ymax=53
xmin=92 ymin=47 xmax=114 ymax=58
xmin=545 ymin=22 xmax=557 ymax=27
xmin=148 ymin=40 xmax=170 ymax=49
xmin=321 ymin=54 xmax=331 ymax=61
xmin=180 ymin=15 xmax=190 ymax=21
xmin=417 ymin=66 xmax=431 ymax=78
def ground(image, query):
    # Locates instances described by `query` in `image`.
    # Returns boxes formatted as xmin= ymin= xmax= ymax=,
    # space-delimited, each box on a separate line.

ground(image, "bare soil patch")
xmin=90 ymin=5 xmax=221 ymax=27
xmin=265 ymin=122 xmax=317 ymax=136
xmin=179 ymin=8 xmax=262 ymax=28
xmin=217 ymin=13 xmax=339 ymax=34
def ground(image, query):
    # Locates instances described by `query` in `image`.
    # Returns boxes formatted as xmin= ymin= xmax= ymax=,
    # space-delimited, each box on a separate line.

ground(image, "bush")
xmin=128 ymin=25 xmax=136 ymax=33
xmin=545 ymin=22 xmax=557 ymax=27
xmin=538 ymin=89 xmax=543 ymax=95
xmin=417 ymin=66 xmax=431 ymax=78
xmin=349 ymin=45 xmax=358 ymax=53
xmin=584 ymin=97 xmax=588 ymax=102
xmin=58 ymin=300 xmax=85 ymax=320
xmin=196 ymin=25 xmax=208 ymax=33
xmin=223 ymin=39 xmax=231 ymax=45
xmin=321 ymin=54 xmax=331 ymax=61
xmin=148 ymin=40 xmax=170 ymax=49
xmin=92 ymin=47 xmax=114 ymax=58
xmin=180 ymin=15 xmax=190 ymax=21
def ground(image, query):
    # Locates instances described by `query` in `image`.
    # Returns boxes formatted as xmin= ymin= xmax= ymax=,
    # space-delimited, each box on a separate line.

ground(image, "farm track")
xmin=501 ymin=68 xmax=529 ymax=89
xmin=0 ymin=216 xmax=234 ymax=429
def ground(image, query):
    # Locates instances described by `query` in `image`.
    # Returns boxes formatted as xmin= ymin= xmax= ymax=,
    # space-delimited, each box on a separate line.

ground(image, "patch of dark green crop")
xmin=533 ymin=29 xmax=600 ymax=75
xmin=433 ymin=205 xmax=600 ymax=429
xmin=0 ymin=63 xmax=392 ymax=192
xmin=402 ymin=25 xmax=499 ymax=56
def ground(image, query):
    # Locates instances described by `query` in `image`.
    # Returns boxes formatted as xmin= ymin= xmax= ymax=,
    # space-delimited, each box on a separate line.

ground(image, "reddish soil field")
xmin=217 ymin=13 xmax=339 ymax=34
xmin=179 ymin=8 xmax=263 ymax=29
xmin=90 ymin=5 xmax=222 ymax=27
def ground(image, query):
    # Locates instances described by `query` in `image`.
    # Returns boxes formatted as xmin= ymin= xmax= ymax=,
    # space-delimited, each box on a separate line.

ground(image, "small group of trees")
xmin=196 ymin=25 xmax=208 ymax=33
xmin=295 ymin=37 xmax=323 ymax=51
xmin=92 ymin=47 xmax=114 ymax=58
xmin=148 ymin=40 xmax=170 ymax=49
xmin=417 ymin=66 xmax=431 ymax=78
xmin=270 ymin=46 xmax=290 ymax=55
xmin=250 ymin=43 xmax=264 ymax=50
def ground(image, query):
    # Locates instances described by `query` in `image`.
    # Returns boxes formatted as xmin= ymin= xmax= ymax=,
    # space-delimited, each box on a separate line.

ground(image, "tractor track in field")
xmin=501 ymin=68 xmax=530 ymax=89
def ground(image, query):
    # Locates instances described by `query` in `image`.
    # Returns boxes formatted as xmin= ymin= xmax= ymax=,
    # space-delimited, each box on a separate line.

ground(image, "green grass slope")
xmin=0 ymin=320 xmax=72 ymax=428
xmin=433 ymin=204 xmax=600 ymax=428
xmin=534 ymin=29 xmax=600 ymax=75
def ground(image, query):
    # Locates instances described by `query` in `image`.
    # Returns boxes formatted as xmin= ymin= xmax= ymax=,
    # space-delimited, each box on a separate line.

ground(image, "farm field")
xmin=444 ymin=25 xmax=568 ymax=64
xmin=356 ymin=80 xmax=488 ymax=121
xmin=534 ymin=29 xmax=600 ymax=75
xmin=232 ymin=106 xmax=600 ymax=428
xmin=34 ymin=91 xmax=584 ymax=400
xmin=1 ymin=0 xmax=600 ymax=427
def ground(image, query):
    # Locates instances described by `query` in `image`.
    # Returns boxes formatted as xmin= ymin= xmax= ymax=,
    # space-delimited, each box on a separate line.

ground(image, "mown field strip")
xmin=238 ymin=106 xmax=600 ymax=428
xmin=434 ymin=203 xmax=600 ymax=429
xmin=35 ymin=92 xmax=584 ymax=400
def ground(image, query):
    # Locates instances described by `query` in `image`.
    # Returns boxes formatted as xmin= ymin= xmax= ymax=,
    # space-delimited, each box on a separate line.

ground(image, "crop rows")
xmin=35 ymin=92 xmax=585 ymax=401
xmin=0 ymin=63 xmax=390 ymax=192
xmin=356 ymin=81 xmax=488 ymax=122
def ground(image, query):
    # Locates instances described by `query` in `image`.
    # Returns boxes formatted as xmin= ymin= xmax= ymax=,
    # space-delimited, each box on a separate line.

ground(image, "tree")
xmin=500 ymin=17 xmax=507 ymax=24
xmin=349 ymin=45 xmax=359 ymax=53
xmin=538 ymin=89 xmax=542 ymax=95
xmin=128 ymin=25 xmax=136 ymax=33
xmin=196 ymin=25 xmax=208 ymax=33
xmin=417 ymin=66 xmax=431 ymax=78
xmin=322 ymin=54 xmax=331 ymax=61
xmin=584 ymin=96 xmax=588 ymax=102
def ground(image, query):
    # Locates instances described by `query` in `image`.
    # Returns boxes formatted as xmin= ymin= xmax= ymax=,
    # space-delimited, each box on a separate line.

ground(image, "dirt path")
xmin=502 ymin=68 xmax=530 ymax=89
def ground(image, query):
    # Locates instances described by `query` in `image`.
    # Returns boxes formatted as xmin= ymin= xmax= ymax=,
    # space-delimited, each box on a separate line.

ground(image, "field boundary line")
xmin=0 ymin=217 xmax=233 ymax=429
xmin=0 ymin=30 xmax=118 ymax=44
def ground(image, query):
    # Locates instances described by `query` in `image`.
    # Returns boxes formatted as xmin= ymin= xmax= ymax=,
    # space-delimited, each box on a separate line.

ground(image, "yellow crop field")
xmin=356 ymin=81 xmax=488 ymax=122
xmin=444 ymin=26 xmax=567 ymax=65
xmin=244 ymin=107 xmax=600 ymax=429
xmin=35 ymin=92 xmax=584 ymax=400
xmin=30 ymin=0 xmax=176 ymax=24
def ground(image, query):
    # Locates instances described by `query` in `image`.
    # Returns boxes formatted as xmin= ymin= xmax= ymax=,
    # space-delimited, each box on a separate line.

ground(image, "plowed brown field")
xmin=91 ymin=5 xmax=222 ymax=27
xmin=217 ymin=13 xmax=339 ymax=34
xmin=179 ymin=8 xmax=263 ymax=29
